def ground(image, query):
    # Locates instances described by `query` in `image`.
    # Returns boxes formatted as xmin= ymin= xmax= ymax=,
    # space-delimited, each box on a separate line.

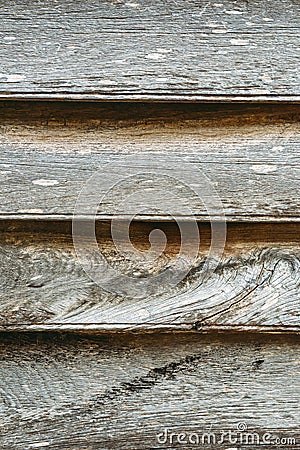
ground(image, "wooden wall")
xmin=0 ymin=0 xmax=299 ymax=448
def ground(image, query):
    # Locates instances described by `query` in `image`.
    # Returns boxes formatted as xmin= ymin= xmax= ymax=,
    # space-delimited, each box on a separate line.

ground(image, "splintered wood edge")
xmin=1 ymin=94 xmax=300 ymax=102
xmin=1 ymin=324 xmax=299 ymax=333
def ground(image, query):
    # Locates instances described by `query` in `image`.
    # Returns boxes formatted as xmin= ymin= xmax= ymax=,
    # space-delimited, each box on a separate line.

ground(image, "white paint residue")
xmin=250 ymin=165 xmax=277 ymax=174
xmin=125 ymin=2 xmax=140 ymax=7
xmin=98 ymin=79 xmax=115 ymax=85
xmin=18 ymin=209 xmax=44 ymax=213
xmin=230 ymin=39 xmax=249 ymax=46
xmin=156 ymin=48 xmax=172 ymax=53
xmin=3 ymin=36 xmax=16 ymax=41
xmin=225 ymin=10 xmax=243 ymax=15
xmin=260 ymin=75 xmax=272 ymax=83
xmin=5 ymin=74 xmax=25 ymax=82
xmin=30 ymin=276 xmax=44 ymax=281
xmin=28 ymin=443 xmax=50 ymax=449
xmin=146 ymin=53 xmax=166 ymax=60
xmin=250 ymin=88 xmax=270 ymax=94
xmin=212 ymin=29 xmax=228 ymax=34
xmin=272 ymin=146 xmax=284 ymax=152
xmin=32 ymin=179 xmax=59 ymax=186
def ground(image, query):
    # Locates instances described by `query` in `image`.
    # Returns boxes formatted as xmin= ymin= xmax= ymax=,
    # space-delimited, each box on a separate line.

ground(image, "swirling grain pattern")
xmin=0 ymin=229 xmax=299 ymax=331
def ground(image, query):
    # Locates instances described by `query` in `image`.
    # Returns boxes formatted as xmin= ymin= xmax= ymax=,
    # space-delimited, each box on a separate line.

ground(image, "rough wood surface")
xmin=0 ymin=333 xmax=299 ymax=449
xmin=0 ymin=102 xmax=299 ymax=221
xmin=0 ymin=0 xmax=299 ymax=101
xmin=0 ymin=223 xmax=299 ymax=331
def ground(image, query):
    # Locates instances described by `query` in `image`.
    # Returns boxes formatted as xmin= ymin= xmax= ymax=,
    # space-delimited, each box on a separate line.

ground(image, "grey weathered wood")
xmin=0 ymin=333 xmax=299 ymax=448
xmin=0 ymin=223 xmax=299 ymax=331
xmin=0 ymin=102 xmax=299 ymax=221
xmin=0 ymin=0 xmax=299 ymax=101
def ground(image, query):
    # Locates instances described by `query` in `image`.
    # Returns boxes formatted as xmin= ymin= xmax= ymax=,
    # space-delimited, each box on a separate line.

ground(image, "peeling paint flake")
xmin=125 ymin=2 xmax=140 ymax=7
xmin=3 ymin=35 xmax=16 ymax=41
xmin=212 ymin=29 xmax=228 ymax=34
xmin=32 ymin=179 xmax=59 ymax=186
xmin=145 ymin=53 xmax=166 ymax=60
xmin=225 ymin=10 xmax=243 ymax=15
xmin=5 ymin=74 xmax=26 ymax=82
xmin=230 ymin=39 xmax=249 ymax=46
xmin=250 ymin=165 xmax=278 ymax=174
xmin=155 ymin=48 xmax=172 ymax=53
xmin=28 ymin=443 xmax=51 ymax=449
xmin=18 ymin=209 xmax=44 ymax=214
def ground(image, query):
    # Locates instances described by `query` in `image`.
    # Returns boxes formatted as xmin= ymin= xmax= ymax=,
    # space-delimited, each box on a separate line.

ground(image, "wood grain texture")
xmin=0 ymin=0 xmax=299 ymax=101
xmin=0 ymin=333 xmax=299 ymax=449
xmin=0 ymin=223 xmax=300 ymax=331
xmin=0 ymin=102 xmax=299 ymax=221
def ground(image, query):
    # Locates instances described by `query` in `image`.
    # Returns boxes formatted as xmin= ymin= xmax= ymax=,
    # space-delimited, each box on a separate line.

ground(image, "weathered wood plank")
xmin=0 ymin=102 xmax=299 ymax=221
xmin=0 ymin=333 xmax=299 ymax=449
xmin=0 ymin=0 xmax=299 ymax=101
xmin=0 ymin=223 xmax=299 ymax=331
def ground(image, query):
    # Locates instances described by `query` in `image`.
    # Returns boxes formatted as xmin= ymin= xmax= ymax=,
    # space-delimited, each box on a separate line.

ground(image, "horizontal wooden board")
xmin=0 ymin=102 xmax=299 ymax=221
xmin=0 ymin=222 xmax=299 ymax=331
xmin=0 ymin=333 xmax=299 ymax=449
xmin=0 ymin=0 xmax=299 ymax=101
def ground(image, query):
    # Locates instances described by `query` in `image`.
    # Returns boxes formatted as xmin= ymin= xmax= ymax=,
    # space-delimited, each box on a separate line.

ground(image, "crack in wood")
xmin=0 ymin=231 xmax=299 ymax=330
xmin=0 ymin=333 xmax=299 ymax=448
xmin=194 ymin=262 xmax=275 ymax=329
